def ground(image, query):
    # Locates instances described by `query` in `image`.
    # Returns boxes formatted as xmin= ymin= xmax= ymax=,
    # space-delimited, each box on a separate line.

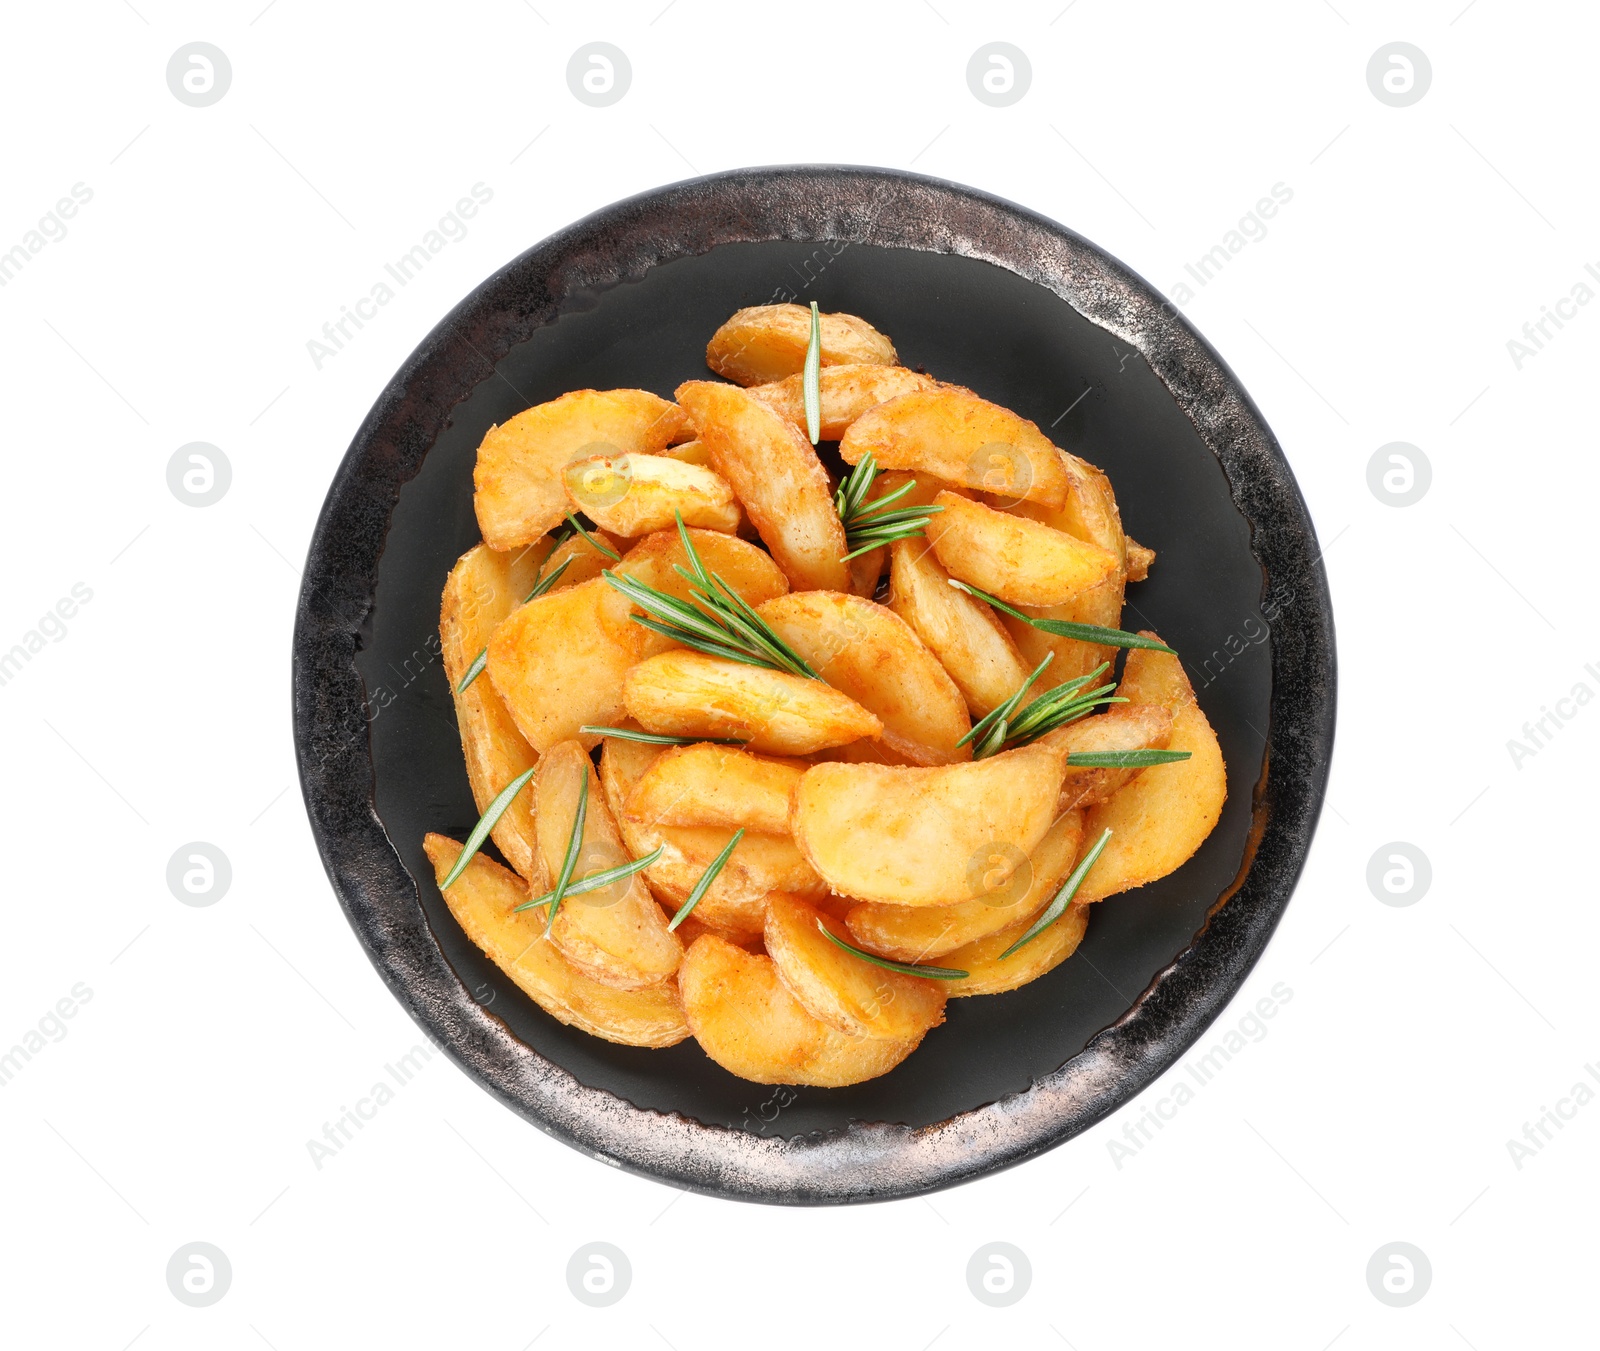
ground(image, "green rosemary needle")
xmin=999 ymin=827 xmax=1112 ymax=959
xmin=579 ymin=725 xmax=747 ymax=747
xmin=834 ymin=451 xmax=944 ymax=561
xmin=803 ymin=300 xmax=822 ymax=444
xmin=565 ymin=512 xmax=620 ymax=561
xmin=962 ymin=657 xmax=1124 ymax=759
xmin=1065 ymin=749 xmax=1192 ymax=768
xmin=512 ymin=844 xmax=665 ymax=913
xmin=667 ymin=829 xmax=745 ymax=930
xmin=946 ymin=579 xmax=1176 ymax=653
xmin=814 ymin=921 xmax=971 ymax=980
xmin=439 ymin=766 xmax=537 ymax=890
xmin=544 ymin=768 xmax=588 ymax=935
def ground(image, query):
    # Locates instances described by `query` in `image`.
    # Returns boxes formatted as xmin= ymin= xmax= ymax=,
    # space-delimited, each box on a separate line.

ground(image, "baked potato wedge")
xmin=423 ymin=834 xmax=688 ymax=1047
xmin=749 ymin=363 xmax=938 ymax=439
xmin=705 ymin=304 xmax=896 ymax=386
xmin=679 ymin=934 xmax=921 ymax=1086
xmin=765 ymin=893 xmax=947 ymax=1041
xmin=838 ymin=387 xmax=1068 ymax=510
xmin=1037 ymin=703 xmax=1176 ymax=811
xmin=562 ymin=451 xmax=740 ymax=537
xmin=928 ymin=492 xmax=1120 ymax=607
xmin=845 ymin=808 xmax=1086 ymax=961
xmin=792 ymin=746 xmax=1065 ymax=906
xmin=487 ymin=578 xmax=639 ymax=754
xmin=623 ymin=650 xmax=881 ymax=756
xmin=473 ymin=389 xmax=687 ymax=550
xmin=624 ymin=743 xmax=807 ymax=835
xmin=675 ymin=381 xmax=850 ymax=592
xmin=1076 ymin=641 xmax=1227 ymax=903
xmin=942 ymin=901 xmax=1091 ymax=997
xmin=757 ymin=591 xmax=971 ymax=766
xmin=533 ymin=741 xmax=682 ymax=989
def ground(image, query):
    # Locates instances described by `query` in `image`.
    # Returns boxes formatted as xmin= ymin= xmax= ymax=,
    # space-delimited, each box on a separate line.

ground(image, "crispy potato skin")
xmin=623 ymin=650 xmax=881 ymax=756
xmin=765 ymin=894 xmax=947 ymax=1040
xmin=1037 ymin=704 xmax=1176 ymax=811
xmin=705 ymin=305 xmax=896 ymax=386
xmin=487 ymin=578 xmax=640 ymax=754
xmin=793 ymin=746 xmax=1066 ymax=906
xmin=838 ymin=387 xmax=1068 ymax=509
xmin=676 ymin=381 xmax=851 ymax=592
xmin=1076 ymin=640 xmax=1227 ymax=903
xmin=423 ymin=834 xmax=688 ymax=1047
xmin=846 ymin=809 xmax=1086 ymax=961
xmin=473 ymin=389 xmax=687 ymax=550
xmin=563 ymin=452 xmax=740 ymax=537
xmin=679 ymin=934 xmax=921 ymax=1086
xmin=943 ymin=902 xmax=1091 ymax=997
xmin=757 ymin=591 xmax=971 ymax=766
xmin=928 ymin=493 xmax=1120 ymax=608
xmin=625 ymin=744 xmax=806 ymax=834
xmin=749 ymin=363 xmax=937 ymax=439
xmin=1125 ymin=538 xmax=1155 ymax=582
xmin=887 ymin=537 xmax=1029 ymax=718
xmin=440 ymin=543 xmax=549 ymax=887
xmin=534 ymin=741 xmax=682 ymax=988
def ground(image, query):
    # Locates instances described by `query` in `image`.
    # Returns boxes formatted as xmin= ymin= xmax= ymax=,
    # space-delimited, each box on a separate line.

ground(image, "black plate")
xmin=292 ymin=167 xmax=1335 ymax=1204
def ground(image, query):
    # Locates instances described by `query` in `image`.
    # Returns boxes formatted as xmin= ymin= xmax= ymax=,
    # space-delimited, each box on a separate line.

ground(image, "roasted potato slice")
xmin=1037 ymin=704 xmax=1176 ymax=811
xmin=473 ymin=389 xmax=687 ymax=550
xmin=1076 ymin=641 xmax=1227 ymax=903
xmin=563 ymin=451 xmax=740 ymax=537
xmin=649 ymin=825 xmax=827 ymax=932
xmin=765 ymin=893 xmax=947 ymax=1040
xmin=845 ymin=808 xmax=1086 ymax=961
xmin=440 ymin=543 xmax=548 ymax=886
xmin=423 ymin=834 xmax=688 ymax=1047
xmin=705 ymin=305 xmax=896 ymax=387
xmin=679 ymin=934 xmax=920 ymax=1086
xmin=624 ymin=744 xmax=807 ymax=834
xmin=1125 ymin=538 xmax=1155 ymax=582
xmin=1007 ymin=450 xmax=1126 ymax=561
xmin=839 ymin=387 xmax=1068 ymax=510
xmin=623 ymin=650 xmax=881 ymax=756
xmin=886 ymin=537 xmax=1030 ymax=718
xmin=487 ymin=578 xmax=639 ymax=754
xmin=928 ymin=493 xmax=1120 ymax=608
xmin=533 ymin=741 xmax=682 ymax=988
xmin=943 ymin=902 xmax=1091 ymax=997
xmin=749 ymin=364 xmax=938 ymax=439
xmin=675 ymin=381 xmax=850 ymax=592
xmin=757 ymin=591 xmax=971 ymax=766
xmin=793 ymin=746 xmax=1065 ymax=906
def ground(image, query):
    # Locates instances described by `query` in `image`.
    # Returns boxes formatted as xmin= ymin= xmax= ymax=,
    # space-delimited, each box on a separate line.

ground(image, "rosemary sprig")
xmin=580 ymin=725 xmax=747 ymax=747
xmin=803 ymin=300 xmax=822 ymax=444
xmin=544 ymin=768 xmax=588 ymax=935
xmin=1000 ymin=827 xmax=1112 ymax=958
xmin=602 ymin=516 xmax=818 ymax=678
xmin=961 ymin=656 xmax=1124 ymax=759
xmin=814 ymin=922 xmax=969 ymax=980
xmin=1066 ymin=749 xmax=1192 ymax=768
xmin=946 ymin=579 xmax=1176 ymax=653
xmin=565 ymin=512 xmax=620 ymax=561
xmin=439 ymin=767 xmax=537 ymax=889
xmin=455 ymin=555 xmax=575 ymax=694
xmin=667 ymin=829 xmax=745 ymax=930
xmin=834 ymin=452 xmax=944 ymax=561
xmin=959 ymin=652 xmax=1055 ymax=755
xmin=512 ymin=844 xmax=665 ymax=913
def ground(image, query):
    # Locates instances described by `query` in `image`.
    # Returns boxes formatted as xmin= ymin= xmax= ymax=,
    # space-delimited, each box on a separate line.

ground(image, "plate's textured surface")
xmin=293 ymin=167 xmax=1336 ymax=1204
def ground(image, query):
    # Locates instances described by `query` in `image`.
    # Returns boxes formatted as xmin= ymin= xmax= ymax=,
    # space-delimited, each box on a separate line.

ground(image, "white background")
xmin=2 ymin=1 xmax=1595 ymax=1347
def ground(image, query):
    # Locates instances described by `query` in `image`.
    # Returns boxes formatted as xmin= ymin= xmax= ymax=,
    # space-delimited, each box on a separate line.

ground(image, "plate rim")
xmin=291 ymin=164 xmax=1337 ymax=1205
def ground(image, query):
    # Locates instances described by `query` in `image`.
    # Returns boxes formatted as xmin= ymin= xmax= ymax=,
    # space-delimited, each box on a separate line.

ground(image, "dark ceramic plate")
xmin=292 ymin=166 xmax=1335 ymax=1204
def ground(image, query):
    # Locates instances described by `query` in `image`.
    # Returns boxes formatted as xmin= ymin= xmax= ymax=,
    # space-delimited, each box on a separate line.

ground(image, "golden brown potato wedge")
xmin=662 ymin=438 xmax=711 ymax=467
xmin=624 ymin=744 xmax=807 ymax=834
xmin=757 ymin=591 xmax=971 ymax=766
xmin=533 ymin=741 xmax=682 ymax=989
xmin=1037 ymin=704 xmax=1176 ymax=811
xmin=943 ymin=902 xmax=1091 ymax=997
xmin=1125 ymin=538 xmax=1155 ymax=582
xmin=649 ymin=826 xmax=826 ymax=936
xmin=1000 ymin=576 xmax=1126 ymax=694
xmin=705 ymin=305 xmax=896 ymax=387
xmin=539 ymin=524 xmax=627 ymax=590
xmin=1076 ymin=641 xmax=1227 ymax=903
xmin=792 ymin=746 xmax=1065 ymax=906
xmin=599 ymin=527 xmax=789 ymax=658
xmin=886 ymin=537 xmax=1030 ymax=718
xmin=749 ymin=364 xmax=938 ymax=439
xmin=423 ymin=834 xmax=688 ymax=1047
xmin=679 ymin=934 xmax=920 ymax=1086
xmin=928 ymin=493 xmax=1120 ymax=608
xmin=623 ymin=650 xmax=881 ymax=756
xmin=839 ymin=387 xmax=1068 ymax=510
xmin=473 ymin=389 xmax=687 ymax=550
xmin=487 ymin=578 xmax=639 ymax=754
xmin=1007 ymin=451 xmax=1126 ymax=562
xmin=562 ymin=452 xmax=740 ymax=537
xmin=845 ymin=808 xmax=1086 ymax=961
xmin=440 ymin=544 xmax=548 ymax=886
xmin=675 ymin=381 xmax=850 ymax=592
xmin=765 ymin=893 xmax=947 ymax=1041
